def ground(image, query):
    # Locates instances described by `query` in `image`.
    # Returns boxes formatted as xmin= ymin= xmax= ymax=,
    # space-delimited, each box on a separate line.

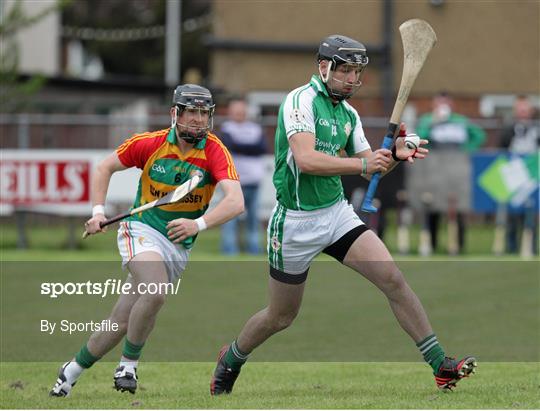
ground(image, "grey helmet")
xmin=172 ymin=84 xmax=215 ymax=144
xmin=317 ymin=35 xmax=369 ymax=100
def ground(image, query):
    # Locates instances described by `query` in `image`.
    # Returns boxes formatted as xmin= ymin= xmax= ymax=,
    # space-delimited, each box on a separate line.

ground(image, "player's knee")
xmin=140 ymin=292 xmax=167 ymax=309
xmin=382 ymin=268 xmax=407 ymax=296
xmin=152 ymin=293 xmax=167 ymax=308
xmin=268 ymin=311 xmax=298 ymax=332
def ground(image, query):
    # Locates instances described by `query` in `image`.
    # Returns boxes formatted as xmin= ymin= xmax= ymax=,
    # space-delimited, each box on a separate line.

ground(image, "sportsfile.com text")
xmin=40 ymin=279 xmax=180 ymax=299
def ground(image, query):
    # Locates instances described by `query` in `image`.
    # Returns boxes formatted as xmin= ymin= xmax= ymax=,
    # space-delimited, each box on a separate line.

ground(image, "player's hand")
xmin=84 ymin=214 xmax=107 ymax=235
xmin=166 ymin=218 xmax=198 ymax=243
xmin=366 ymin=148 xmax=392 ymax=173
xmin=394 ymin=123 xmax=429 ymax=163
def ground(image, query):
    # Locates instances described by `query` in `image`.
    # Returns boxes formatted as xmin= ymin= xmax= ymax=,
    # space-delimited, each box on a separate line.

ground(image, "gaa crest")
xmin=344 ymin=122 xmax=352 ymax=137
xmin=138 ymin=236 xmax=155 ymax=247
xmin=271 ymin=235 xmax=281 ymax=251
xmin=190 ymin=169 xmax=202 ymax=178
xmin=291 ymin=108 xmax=304 ymax=123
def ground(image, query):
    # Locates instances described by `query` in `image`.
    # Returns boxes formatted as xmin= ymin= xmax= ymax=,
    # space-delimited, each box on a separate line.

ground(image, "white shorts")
xmin=267 ymin=199 xmax=367 ymax=282
xmin=117 ymin=221 xmax=190 ymax=283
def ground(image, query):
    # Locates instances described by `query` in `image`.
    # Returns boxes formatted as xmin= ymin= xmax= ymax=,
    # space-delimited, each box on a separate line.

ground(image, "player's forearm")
xmin=198 ymin=193 xmax=244 ymax=229
xmin=295 ymin=151 xmax=363 ymax=176
xmin=91 ymin=162 xmax=114 ymax=207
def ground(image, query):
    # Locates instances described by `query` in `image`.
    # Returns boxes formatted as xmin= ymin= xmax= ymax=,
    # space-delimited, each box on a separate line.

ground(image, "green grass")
xmin=2 ymin=260 xmax=538 ymax=363
xmin=0 ymin=215 xmax=523 ymax=259
xmin=1 ymin=222 xmax=539 ymax=409
xmin=1 ymin=362 xmax=538 ymax=409
xmin=0 ymin=222 xmax=535 ymax=261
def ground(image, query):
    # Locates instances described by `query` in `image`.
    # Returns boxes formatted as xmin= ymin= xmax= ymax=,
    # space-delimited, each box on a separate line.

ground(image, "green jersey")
xmin=273 ymin=75 xmax=370 ymax=210
xmin=416 ymin=112 xmax=486 ymax=152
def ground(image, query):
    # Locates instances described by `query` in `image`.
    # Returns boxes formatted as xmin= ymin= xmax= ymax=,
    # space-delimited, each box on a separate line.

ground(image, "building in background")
xmin=208 ymin=1 xmax=538 ymax=97
xmin=4 ymin=1 xmax=538 ymax=125
xmin=1 ymin=0 xmax=62 ymax=77
xmin=208 ymin=0 xmax=539 ymax=148
xmin=1 ymin=0 xmax=538 ymax=249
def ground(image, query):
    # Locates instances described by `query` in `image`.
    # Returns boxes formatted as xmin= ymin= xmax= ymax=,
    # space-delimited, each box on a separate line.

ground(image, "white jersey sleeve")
xmin=344 ymin=101 xmax=370 ymax=155
xmin=282 ymin=85 xmax=317 ymax=139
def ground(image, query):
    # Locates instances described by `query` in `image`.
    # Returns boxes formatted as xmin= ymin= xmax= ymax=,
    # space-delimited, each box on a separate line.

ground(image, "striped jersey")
xmin=116 ymin=127 xmax=238 ymax=249
xmin=273 ymin=75 xmax=370 ymax=210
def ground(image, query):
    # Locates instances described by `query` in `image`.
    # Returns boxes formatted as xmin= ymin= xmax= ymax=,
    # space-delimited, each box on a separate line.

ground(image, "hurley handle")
xmin=361 ymin=124 xmax=398 ymax=213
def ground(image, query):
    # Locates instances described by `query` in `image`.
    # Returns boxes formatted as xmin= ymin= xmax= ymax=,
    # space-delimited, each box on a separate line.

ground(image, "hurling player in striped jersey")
xmin=50 ymin=85 xmax=244 ymax=397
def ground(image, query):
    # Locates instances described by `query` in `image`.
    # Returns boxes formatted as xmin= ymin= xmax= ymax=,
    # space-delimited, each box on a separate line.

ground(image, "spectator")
xmin=416 ymin=92 xmax=486 ymax=253
xmin=220 ymin=98 xmax=267 ymax=254
xmin=499 ymin=95 xmax=539 ymax=253
xmin=500 ymin=95 xmax=539 ymax=154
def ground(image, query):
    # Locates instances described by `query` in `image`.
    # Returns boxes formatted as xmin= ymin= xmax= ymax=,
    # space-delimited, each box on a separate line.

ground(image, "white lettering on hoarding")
xmin=46 ymin=163 xmax=60 ymax=201
xmin=0 ymin=162 xmax=15 ymax=201
xmin=64 ymin=163 xmax=85 ymax=201
xmin=0 ymin=160 xmax=90 ymax=204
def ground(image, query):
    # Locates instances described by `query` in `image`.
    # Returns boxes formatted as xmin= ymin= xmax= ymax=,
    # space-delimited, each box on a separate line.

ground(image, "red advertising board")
xmin=0 ymin=160 xmax=91 ymax=204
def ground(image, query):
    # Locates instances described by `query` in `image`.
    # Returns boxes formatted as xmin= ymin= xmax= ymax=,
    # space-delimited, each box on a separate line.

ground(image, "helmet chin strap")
xmin=171 ymin=106 xmax=178 ymax=128
xmin=319 ymin=63 xmax=345 ymax=101
xmin=172 ymin=107 xmax=191 ymax=143
xmin=318 ymin=61 xmax=331 ymax=84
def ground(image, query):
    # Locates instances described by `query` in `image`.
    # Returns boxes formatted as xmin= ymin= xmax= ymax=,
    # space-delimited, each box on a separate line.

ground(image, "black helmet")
xmin=317 ymin=35 xmax=369 ymax=100
xmin=172 ymin=84 xmax=215 ymax=144
xmin=318 ymin=35 xmax=369 ymax=67
xmin=172 ymin=84 xmax=215 ymax=109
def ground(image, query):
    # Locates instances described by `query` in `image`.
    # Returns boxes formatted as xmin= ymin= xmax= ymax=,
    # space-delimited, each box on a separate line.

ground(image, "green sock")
xmin=416 ymin=334 xmax=445 ymax=373
xmin=75 ymin=344 xmax=100 ymax=369
xmin=122 ymin=338 xmax=145 ymax=360
xmin=223 ymin=340 xmax=249 ymax=372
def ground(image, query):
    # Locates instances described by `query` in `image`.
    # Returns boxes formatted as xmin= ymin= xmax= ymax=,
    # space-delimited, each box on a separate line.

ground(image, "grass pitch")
xmin=1 ymin=223 xmax=539 ymax=409
xmin=1 ymin=362 xmax=539 ymax=409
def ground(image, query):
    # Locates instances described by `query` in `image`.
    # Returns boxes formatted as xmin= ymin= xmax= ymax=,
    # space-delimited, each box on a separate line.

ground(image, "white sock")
xmin=64 ymin=360 xmax=84 ymax=385
xmin=119 ymin=355 xmax=138 ymax=369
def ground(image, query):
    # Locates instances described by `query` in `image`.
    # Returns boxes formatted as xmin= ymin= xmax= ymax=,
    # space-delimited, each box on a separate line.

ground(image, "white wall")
xmin=4 ymin=0 xmax=60 ymax=76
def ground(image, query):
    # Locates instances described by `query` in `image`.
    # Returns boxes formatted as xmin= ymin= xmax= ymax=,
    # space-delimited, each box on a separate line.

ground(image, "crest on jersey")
xmin=189 ymin=169 xmax=203 ymax=179
xmin=138 ymin=236 xmax=155 ymax=247
xmin=291 ymin=108 xmax=304 ymax=123
xmin=271 ymin=235 xmax=281 ymax=251
xmin=344 ymin=122 xmax=352 ymax=137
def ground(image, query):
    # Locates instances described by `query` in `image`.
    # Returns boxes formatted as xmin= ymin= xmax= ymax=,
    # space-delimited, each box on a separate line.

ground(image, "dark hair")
xmin=227 ymin=95 xmax=246 ymax=105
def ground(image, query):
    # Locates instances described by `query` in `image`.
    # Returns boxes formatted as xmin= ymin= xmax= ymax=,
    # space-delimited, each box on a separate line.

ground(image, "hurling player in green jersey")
xmin=211 ymin=35 xmax=476 ymax=394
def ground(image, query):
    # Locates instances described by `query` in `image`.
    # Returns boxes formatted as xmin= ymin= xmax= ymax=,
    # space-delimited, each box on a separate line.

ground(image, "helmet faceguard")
xmin=171 ymin=84 xmax=215 ymax=144
xmin=317 ymin=35 xmax=369 ymax=101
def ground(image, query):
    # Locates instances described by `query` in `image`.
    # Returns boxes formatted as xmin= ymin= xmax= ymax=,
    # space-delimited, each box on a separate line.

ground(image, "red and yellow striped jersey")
xmin=116 ymin=127 xmax=238 ymax=249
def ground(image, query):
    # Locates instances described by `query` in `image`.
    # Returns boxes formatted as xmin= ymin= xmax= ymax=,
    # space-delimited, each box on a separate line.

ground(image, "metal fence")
xmin=0 ymin=112 xmax=503 ymax=150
